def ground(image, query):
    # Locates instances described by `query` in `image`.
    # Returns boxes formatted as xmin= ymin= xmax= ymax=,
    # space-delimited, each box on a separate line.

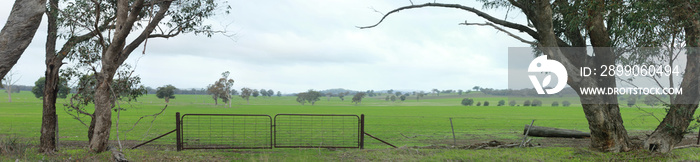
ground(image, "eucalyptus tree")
xmin=156 ymin=85 xmax=177 ymax=103
xmin=252 ymin=89 xmax=260 ymax=97
xmin=240 ymin=87 xmax=252 ymax=104
xmin=352 ymin=92 xmax=366 ymax=105
xmin=40 ymin=0 xmax=230 ymax=152
xmin=1 ymin=71 xmax=20 ymax=102
xmin=207 ymin=72 xmax=235 ymax=107
xmin=622 ymin=0 xmax=700 ymax=152
xmin=260 ymin=89 xmax=267 ymax=96
xmin=60 ymin=66 xmax=146 ymax=152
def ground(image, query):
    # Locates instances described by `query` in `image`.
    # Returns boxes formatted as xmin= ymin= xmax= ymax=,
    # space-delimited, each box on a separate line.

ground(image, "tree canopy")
xmin=240 ymin=87 xmax=253 ymax=104
xmin=296 ymin=89 xmax=321 ymax=105
xmin=31 ymin=77 xmax=70 ymax=99
xmin=156 ymin=85 xmax=176 ymax=103
xmin=207 ymin=71 xmax=235 ymax=106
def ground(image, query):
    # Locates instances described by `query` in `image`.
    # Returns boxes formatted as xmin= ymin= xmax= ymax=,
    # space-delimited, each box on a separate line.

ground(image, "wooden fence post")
xmin=176 ymin=112 xmax=181 ymax=151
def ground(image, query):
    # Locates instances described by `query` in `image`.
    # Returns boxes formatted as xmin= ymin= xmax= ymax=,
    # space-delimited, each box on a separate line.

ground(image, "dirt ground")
xmin=35 ymin=132 xmax=700 ymax=151
xmin=413 ymin=132 xmax=699 ymax=150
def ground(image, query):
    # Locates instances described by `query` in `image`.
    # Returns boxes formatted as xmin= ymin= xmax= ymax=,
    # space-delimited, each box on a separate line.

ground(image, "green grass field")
xmin=1 ymin=91 xmax=699 ymax=161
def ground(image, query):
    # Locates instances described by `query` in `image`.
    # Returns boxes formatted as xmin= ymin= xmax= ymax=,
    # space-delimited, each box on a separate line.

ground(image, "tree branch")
xmin=123 ymin=105 xmax=168 ymax=133
xmin=147 ymin=27 xmax=181 ymax=38
xmin=63 ymin=107 xmax=89 ymax=127
xmin=357 ymin=3 xmax=540 ymax=41
xmin=459 ymin=21 xmax=536 ymax=45
xmin=55 ymin=17 xmax=116 ymax=63
xmin=119 ymin=1 xmax=172 ymax=64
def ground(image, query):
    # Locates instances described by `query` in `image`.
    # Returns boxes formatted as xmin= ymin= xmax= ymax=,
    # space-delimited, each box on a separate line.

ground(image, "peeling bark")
xmin=0 ymin=0 xmax=46 ymax=79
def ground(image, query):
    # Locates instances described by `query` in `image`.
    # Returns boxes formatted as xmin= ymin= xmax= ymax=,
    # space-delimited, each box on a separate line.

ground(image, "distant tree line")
xmin=0 ymin=85 xmax=33 ymax=93
xmin=144 ymin=87 xmax=207 ymax=95
xmin=461 ymin=98 xmax=573 ymax=107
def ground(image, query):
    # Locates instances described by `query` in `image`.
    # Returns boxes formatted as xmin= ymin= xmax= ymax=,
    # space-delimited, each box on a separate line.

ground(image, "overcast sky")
xmin=1 ymin=0 xmax=531 ymax=93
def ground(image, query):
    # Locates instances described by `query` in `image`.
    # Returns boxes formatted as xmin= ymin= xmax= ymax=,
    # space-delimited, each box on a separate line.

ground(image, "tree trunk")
xmin=84 ymin=0 xmax=172 ymax=153
xmin=644 ymin=1 xmax=700 ymax=153
xmin=530 ymin=0 xmax=631 ymax=152
xmin=89 ymin=73 xmax=116 ymax=153
xmin=645 ymin=104 xmax=699 ymax=152
xmin=5 ymin=84 xmax=11 ymax=102
xmin=39 ymin=63 xmax=61 ymax=153
xmin=0 ymin=0 xmax=46 ymax=79
xmin=39 ymin=0 xmax=59 ymax=153
xmin=580 ymin=103 xmax=631 ymax=151
xmin=88 ymin=115 xmax=95 ymax=143
xmin=644 ymin=55 xmax=699 ymax=152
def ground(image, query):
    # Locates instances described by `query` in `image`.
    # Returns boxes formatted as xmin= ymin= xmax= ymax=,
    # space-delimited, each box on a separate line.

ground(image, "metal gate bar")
xmin=171 ymin=112 xmax=369 ymax=151
xmin=274 ymin=114 xmax=360 ymax=148
xmin=179 ymin=114 xmax=272 ymax=150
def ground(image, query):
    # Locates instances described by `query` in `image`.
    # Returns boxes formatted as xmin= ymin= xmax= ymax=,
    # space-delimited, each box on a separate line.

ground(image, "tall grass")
xmin=0 ymin=135 xmax=29 ymax=156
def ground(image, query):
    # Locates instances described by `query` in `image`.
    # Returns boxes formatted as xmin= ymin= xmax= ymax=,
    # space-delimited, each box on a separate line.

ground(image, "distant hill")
xmin=318 ymin=88 xmax=358 ymax=94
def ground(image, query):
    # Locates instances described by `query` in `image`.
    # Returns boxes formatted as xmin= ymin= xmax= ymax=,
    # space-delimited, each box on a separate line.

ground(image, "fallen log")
xmin=523 ymin=125 xmax=590 ymax=138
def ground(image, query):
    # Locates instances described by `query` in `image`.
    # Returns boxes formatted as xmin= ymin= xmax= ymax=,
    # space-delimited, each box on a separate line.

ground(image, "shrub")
xmin=476 ymin=102 xmax=481 ymax=106
xmin=562 ymin=101 xmax=571 ymax=107
xmin=0 ymin=135 xmax=28 ymax=156
xmin=498 ymin=100 xmax=505 ymax=106
xmin=531 ymin=99 xmax=542 ymax=106
xmin=484 ymin=101 xmax=490 ymax=106
xmin=461 ymin=98 xmax=474 ymax=106
xmin=523 ymin=100 xmax=531 ymax=106
xmin=509 ymin=100 xmax=516 ymax=106
xmin=551 ymin=101 xmax=559 ymax=107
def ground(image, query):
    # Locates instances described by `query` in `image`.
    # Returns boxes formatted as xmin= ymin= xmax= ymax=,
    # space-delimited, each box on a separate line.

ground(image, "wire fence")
xmin=0 ymin=111 xmax=688 ymax=149
xmin=360 ymin=115 xmax=592 ymax=148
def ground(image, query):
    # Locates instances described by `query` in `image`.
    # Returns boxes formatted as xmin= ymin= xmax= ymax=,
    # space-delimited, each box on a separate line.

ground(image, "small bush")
xmin=484 ymin=101 xmax=490 ymax=106
xmin=0 ymin=135 xmax=28 ymax=156
xmin=461 ymin=98 xmax=474 ymax=106
xmin=476 ymin=102 xmax=481 ymax=106
xmin=562 ymin=100 xmax=571 ymax=107
xmin=498 ymin=100 xmax=505 ymax=106
xmin=523 ymin=100 xmax=531 ymax=106
xmin=509 ymin=100 xmax=516 ymax=106
xmin=531 ymin=99 xmax=542 ymax=106
xmin=551 ymin=101 xmax=559 ymax=107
